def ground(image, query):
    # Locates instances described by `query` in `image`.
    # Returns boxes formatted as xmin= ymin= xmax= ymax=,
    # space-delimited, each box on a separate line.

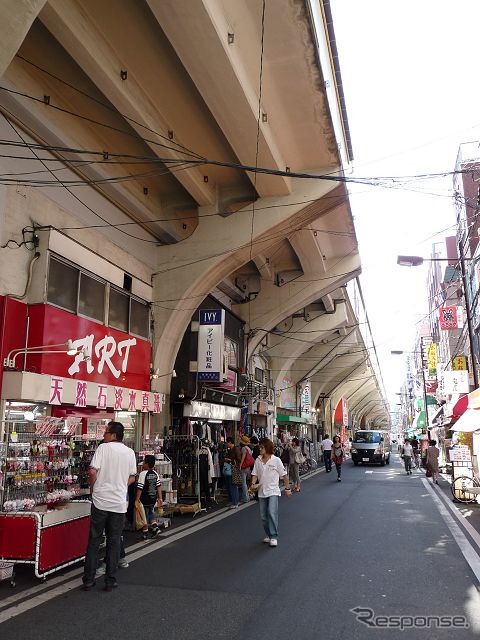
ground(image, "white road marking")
xmin=423 ymin=478 xmax=480 ymax=583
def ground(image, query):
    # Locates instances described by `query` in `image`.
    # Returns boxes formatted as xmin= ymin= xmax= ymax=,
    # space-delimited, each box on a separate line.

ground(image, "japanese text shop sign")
xmin=197 ymin=309 xmax=225 ymax=382
xmin=439 ymin=370 xmax=469 ymax=395
xmin=48 ymin=375 xmax=164 ymax=412
xmin=301 ymin=381 xmax=311 ymax=418
xmin=439 ymin=306 xmax=464 ymax=330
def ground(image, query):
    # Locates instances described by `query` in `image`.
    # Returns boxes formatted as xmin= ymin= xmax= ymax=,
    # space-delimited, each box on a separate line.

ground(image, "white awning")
xmin=451 ymin=408 xmax=480 ymax=433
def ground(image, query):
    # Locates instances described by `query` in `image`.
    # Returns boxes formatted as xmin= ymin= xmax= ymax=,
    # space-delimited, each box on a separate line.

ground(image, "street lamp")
xmin=391 ymin=350 xmax=430 ymax=430
xmin=397 ymin=253 xmax=478 ymax=389
xmin=4 ymin=340 xmax=84 ymax=369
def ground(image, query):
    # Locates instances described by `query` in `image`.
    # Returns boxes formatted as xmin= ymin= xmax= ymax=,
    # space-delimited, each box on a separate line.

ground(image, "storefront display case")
xmin=0 ymin=420 xmax=91 ymax=579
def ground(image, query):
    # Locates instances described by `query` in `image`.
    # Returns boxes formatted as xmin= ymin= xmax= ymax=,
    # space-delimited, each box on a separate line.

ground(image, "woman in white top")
xmin=402 ymin=439 xmax=414 ymax=475
xmin=250 ymin=438 xmax=291 ymax=547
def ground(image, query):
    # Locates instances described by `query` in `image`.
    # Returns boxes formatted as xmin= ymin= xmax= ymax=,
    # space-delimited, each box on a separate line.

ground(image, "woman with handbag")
xmin=239 ymin=435 xmax=255 ymax=503
xmin=286 ymin=437 xmax=303 ymax=492
xmin=332 ymin=435 xmax=344 ymax=482
xmin=224 ymin=437 xmax=241 ymax=509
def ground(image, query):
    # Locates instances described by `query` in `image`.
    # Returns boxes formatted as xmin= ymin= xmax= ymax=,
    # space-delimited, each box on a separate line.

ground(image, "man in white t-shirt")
xmin=82 ymin=421 xmax=137 ymax=592
xmin=321 ymin=434 xmax=333 ymax=472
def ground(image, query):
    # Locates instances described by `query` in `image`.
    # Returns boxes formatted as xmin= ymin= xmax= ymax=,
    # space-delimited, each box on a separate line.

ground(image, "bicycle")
xmin=451 ymin=474 xmax=480 ymax=503
xmin=299 ymin=456 xmax=318 ymax=475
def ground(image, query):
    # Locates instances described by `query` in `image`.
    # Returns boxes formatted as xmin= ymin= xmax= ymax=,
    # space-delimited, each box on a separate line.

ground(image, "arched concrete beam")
xmin=242 ymin=252 xmax=360 ymax=355
xmin=272 ymin=330 xmax=360 ymax=391
xmin=151 ymin=179 xmax=346 ymax=390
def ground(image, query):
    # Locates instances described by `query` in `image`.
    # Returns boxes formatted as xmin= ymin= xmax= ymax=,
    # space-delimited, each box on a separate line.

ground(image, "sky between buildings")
xmin=331 ymin=0 xmax=480 ymax=407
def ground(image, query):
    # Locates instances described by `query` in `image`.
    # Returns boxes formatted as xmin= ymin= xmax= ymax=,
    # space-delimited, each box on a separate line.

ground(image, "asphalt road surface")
xmin=1 ymin=453 xmax=480 ymax=639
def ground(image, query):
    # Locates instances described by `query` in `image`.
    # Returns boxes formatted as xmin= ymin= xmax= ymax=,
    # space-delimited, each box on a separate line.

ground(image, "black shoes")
xmin=81 ymin=582 xmax=95 ymax=591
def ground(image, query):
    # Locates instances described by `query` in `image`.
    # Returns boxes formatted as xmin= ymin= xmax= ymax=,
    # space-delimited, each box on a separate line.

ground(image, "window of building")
xmin=47 ymin=254 xmax=150 ymax=339
xmin=78 ymin=272 xmax=105 ymax=322
xmin=108 ymin=288 xmax=129 ymax=332
xmin=47 ymin=257 xmax=78 ymax=313
xmin=130 ymin=298 xmax=150 ymax=338
xmin=254 ymin=367 xmax=264 ymax=383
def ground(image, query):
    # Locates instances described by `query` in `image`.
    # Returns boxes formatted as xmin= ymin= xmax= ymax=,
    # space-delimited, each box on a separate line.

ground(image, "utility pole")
xmin=458 ymin=232 xmax=479 ymax=388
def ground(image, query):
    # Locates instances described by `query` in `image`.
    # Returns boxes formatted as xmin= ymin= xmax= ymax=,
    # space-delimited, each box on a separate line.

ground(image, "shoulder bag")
xmin=241 ymin=448 xmax=255 ymax=469
xmin=232 ymin=464 xmax=243 ymax=486
xmin=222 ymin=461 xmax=233 ymax=477
xmin=295 ymin=450 xmax=306 ymax=464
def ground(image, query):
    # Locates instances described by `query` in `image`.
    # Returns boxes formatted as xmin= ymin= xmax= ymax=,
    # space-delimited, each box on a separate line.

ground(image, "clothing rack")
xmin=162 ymin=435 xmax=205 ymax=516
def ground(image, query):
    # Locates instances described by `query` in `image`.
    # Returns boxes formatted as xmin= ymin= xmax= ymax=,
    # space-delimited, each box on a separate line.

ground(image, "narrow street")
xmin=1 ymin=454 xmax=480 ymax=639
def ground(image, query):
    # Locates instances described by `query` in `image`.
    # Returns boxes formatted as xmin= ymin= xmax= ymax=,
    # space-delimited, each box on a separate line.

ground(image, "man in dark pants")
xmin=321 ymin=434 xmax=333 ymax=472
xmin=82 ymin=421 xmax=137 ymax=592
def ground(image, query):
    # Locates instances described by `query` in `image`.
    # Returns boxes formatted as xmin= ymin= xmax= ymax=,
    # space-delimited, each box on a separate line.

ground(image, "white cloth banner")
xmin=439 ymin=370 xmax=469 ymax=395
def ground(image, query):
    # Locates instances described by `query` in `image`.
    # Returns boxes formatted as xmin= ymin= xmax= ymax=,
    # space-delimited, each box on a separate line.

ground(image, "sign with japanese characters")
xmin=426 ymin=343 xmax=438 ymax=377
xmin=22 ymin=372 xmax=165 ymax=412
xmin=439 ymin=370 xmax=469 ymax=394
xmin=449 ymin=445 xmax=471 ymax=462
xmin=301 ymin=381 xmax=311 ymax=418
xmin=439 ymin=306 xmax=464 ymax=330
xmin=197 ymin=309 xmax=225 ymax=381
xmin=452 ymin=356 xmax=467 ymax=371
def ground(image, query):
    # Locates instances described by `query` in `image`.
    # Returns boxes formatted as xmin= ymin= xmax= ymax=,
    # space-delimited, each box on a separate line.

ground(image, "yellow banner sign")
xmin=427 ymin=343 xmax=438 ymax=370
xmin=452 ymin=356 xmax=467 ymax=371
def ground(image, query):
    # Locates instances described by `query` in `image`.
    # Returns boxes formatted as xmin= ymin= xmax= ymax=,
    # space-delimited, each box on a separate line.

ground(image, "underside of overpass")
xmin=0 ymin=0 xmax=389 ymax=429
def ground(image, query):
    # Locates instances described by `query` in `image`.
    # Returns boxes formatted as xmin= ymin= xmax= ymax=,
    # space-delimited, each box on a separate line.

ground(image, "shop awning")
xmin=431 ymin=405 xmax=444 ymax=426
xmin=276 ymin=413 xmax=307 ymax=424
xmin=453 ymin=394 xmax=468 ymax=417
xmin=451 ymin=408 xmax=480 ymax=433
xmin=415 ymin=395 xmax=437 ymax=410
xmin=412 ymin=410 xmax=426 ymax=430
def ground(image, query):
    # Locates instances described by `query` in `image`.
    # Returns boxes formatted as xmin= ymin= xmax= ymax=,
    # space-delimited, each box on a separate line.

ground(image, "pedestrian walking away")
xmin=402 ymin=439 xmax=413 ymax=475
xmin=332 ymin=435 xmax=344 ymax=482
xmin=250 ymin=438 xmax=292 ymax=547
xmin=426 ymin=439 xmax=440 ymax=485
xmin=82 ymin=421 xmax=137 ymax=592
xmin=321 ymin=434 xmax=333 ymax=472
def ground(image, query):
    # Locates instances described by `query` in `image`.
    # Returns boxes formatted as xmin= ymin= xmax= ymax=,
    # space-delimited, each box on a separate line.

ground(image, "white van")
xmin=351 ymin=430 xmax=391 ymax=466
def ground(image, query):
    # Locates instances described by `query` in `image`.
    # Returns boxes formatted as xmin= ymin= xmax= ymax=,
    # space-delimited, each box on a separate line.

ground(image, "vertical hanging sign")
xmin=197 ymin=309 xmax=225 ymax=381
xmin=439 ymin=306 xmax=464 ymax=330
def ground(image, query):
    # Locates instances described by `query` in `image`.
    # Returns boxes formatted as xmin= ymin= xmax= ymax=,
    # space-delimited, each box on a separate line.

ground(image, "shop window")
xmin=109 ymin=288 xmax=129 ymax=332
xmin=47 ymin=257 xmax=78 ymax=312
xmin=255 ymin=367 xmax=264 ymax=383
xmin=78 ymin=272 xmax=105 ymax=322
xmin=130 ymin=298 xmax=150 ymax=338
